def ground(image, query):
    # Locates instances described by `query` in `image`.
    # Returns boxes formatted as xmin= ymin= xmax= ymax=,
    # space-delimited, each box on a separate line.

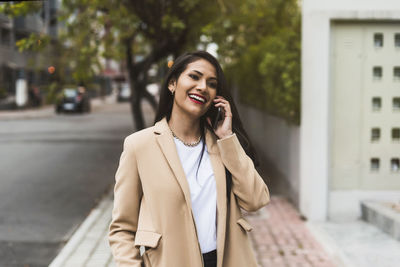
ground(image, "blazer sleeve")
xmin=217 ymin=133 xmax=270 ymax=212
xmin=109 ymin=136 xmax=143 ymax=267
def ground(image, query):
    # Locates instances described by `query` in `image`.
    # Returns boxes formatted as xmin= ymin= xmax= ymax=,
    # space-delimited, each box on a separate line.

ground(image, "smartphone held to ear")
xmin=213 ymin=107 xmax=223 ymax=129
xmin=207 ymin=106 xmax=224 ymax=130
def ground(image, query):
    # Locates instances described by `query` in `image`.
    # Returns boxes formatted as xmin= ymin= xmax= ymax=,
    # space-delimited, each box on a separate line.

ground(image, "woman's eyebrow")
xmin=192 ymin=70 xmax=217 ymax=80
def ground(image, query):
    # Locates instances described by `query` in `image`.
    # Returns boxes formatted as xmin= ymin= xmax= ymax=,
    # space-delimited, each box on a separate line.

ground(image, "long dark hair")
xmin=155 ymin=51 xmax=259 ymax=167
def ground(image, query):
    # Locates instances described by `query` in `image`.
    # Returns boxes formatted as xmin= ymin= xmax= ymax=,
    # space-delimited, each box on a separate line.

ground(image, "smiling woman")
xmin=108 ymin=51 xmax=270 ymax=267
xmin=168 ymin=59 xmax=218 ymax=129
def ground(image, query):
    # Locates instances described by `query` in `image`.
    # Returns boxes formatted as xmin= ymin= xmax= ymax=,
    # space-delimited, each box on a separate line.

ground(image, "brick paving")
xmin=245 ymin=196 xmax=337 ymax=267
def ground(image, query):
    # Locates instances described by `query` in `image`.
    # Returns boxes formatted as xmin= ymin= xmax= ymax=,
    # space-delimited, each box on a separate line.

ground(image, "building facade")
xmin=302 ymin=0 xmax=400 ymax=221
xmin=0 ymin=0 xmax=59 ymax=107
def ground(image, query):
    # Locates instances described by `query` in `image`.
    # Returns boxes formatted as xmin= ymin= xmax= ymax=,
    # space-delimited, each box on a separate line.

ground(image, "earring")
xmin=171 ymin=90 xmax=175 ymax=96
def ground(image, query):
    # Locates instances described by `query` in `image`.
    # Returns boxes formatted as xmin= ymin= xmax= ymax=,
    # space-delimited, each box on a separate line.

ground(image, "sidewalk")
xmin=49 ymin=192 xmax=339 ymax=267
xmin=245 ymin=197 xmax=337 ymax=267
xmin=0 ymin=95 xmax=116 ymax=120
xmin=308 ymin=219 xmax=400 ymax=267
xmin=49 ymin=190 xmax=115 ymax=267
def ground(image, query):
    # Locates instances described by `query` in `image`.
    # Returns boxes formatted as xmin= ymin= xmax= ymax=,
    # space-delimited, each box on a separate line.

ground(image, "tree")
xmin=94 ymin=0 xmax=218 ymax=129
xmin=203 ymin=0 xmax=301 ymax=125
xmin=2 ymin=0 xmax=301 ymax=125
xmin=1 ymin=0 xmax=219 ymax=129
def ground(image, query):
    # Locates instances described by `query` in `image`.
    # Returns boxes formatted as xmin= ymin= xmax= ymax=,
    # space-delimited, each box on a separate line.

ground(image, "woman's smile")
xmin=188 ymin=93 xmax=207 ymax=104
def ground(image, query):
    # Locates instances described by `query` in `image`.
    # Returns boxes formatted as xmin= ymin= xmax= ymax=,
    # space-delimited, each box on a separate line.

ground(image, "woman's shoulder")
xmin=123 ymin=118 xmax=169 ymax=150
xmin=123 ymin=125 xmax=156 ymax=148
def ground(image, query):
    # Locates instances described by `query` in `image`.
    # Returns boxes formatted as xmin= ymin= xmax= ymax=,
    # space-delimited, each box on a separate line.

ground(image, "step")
xmin=361 ymin=200 xmax=400 ymax=241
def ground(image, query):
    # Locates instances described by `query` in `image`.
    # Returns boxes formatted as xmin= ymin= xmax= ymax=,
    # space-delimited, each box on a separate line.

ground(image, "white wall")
xmin=302 ymin=0 xmax=400 ymax=221
xmin=238 ymin=104 xmax=300 ymax=205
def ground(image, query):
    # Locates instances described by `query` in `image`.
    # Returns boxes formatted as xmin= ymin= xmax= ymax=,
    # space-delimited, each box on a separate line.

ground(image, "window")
xmin=392 ymin=128 xmax=400 ymax=141
xmin=371 ymin=158 xmax=380 ymax=171
xmin=395 ymin=33 xmax=400 ymax=48
xmin=373 ymin=67 xmax=382 ymax=80
xmin=374 ymin=33 xmax=383 ymax=47
xmin=372 ymin=97 xmax=382 ymax=111
xmin=391 ymin=158 xmax=400 ymax=172
xmin=371 ymin=128 xmax=381 ymax=141
xmin=394 ymin=67 xmax=400 ymax=81
xmin=393 ymin=97 xmax=400 ymax=111
xmin=1 ymin=28 xmax=11 ymax=46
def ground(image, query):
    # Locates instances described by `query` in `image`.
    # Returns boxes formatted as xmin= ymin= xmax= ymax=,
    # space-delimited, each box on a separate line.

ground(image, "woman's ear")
xmin=168 ymin=79 xmax=176 ymax=94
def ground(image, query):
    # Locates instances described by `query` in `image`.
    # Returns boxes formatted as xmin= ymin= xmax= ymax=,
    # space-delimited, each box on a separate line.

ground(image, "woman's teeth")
xmin=188 ymin=94 xmax=205 ymax=103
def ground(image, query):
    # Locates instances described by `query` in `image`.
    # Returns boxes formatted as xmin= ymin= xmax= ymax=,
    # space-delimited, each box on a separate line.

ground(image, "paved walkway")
xmin=246 ymin=197 xmax=337 ymax=267
xmin=49 ymin=192 xmax=339 ymax=267
xmin=49 ymin=190 xmax=115 ymax=267
xmin=309 ymin=220 xmax=400 ymax=267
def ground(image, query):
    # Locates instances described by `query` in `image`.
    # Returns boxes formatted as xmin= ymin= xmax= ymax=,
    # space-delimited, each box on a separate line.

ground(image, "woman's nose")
xmin=196 ymin=79 xmax=207 ymax=90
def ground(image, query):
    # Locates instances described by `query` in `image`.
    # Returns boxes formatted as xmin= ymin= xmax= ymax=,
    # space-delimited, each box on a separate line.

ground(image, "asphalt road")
xmin=0 ymin=101 xmax=152 ymax=267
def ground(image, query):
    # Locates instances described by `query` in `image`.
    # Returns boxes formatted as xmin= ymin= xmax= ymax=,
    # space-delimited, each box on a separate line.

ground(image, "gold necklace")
xmin=171 ymin=130 xmax=202 ymax=147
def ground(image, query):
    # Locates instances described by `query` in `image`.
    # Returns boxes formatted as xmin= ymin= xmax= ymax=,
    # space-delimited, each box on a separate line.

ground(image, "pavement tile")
xmin=245 ymin=196 xmax=337 ymax=267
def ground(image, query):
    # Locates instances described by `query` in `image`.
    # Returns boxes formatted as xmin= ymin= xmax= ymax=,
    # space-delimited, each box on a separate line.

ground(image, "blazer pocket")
xmin=237 ymin=218 xmax=253 ymax=232
xmin=134 ymin=230 xmax=162 ymax=248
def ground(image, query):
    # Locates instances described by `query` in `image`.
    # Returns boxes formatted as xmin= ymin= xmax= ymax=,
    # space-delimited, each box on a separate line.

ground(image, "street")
xmin=0 ymin=100 xmax=149 ymax=266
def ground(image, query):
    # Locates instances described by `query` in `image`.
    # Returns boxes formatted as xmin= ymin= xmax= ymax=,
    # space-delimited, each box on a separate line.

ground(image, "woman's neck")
xmin=168 ymin=112 xmax=201 ymax=142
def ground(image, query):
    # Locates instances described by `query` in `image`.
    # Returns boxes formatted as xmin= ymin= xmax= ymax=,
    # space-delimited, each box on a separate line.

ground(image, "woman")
xmin=109 ymin=51 xmax=270 ymax=267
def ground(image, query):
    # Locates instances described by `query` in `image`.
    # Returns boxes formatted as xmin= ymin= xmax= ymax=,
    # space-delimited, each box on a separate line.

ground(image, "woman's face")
xmin=169 ymin=59 xmax=218 ymax=120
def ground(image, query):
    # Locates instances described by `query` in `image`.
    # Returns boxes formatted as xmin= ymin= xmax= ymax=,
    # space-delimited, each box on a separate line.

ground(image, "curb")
xmin=49 ymin=190 xmax=113 ymax=267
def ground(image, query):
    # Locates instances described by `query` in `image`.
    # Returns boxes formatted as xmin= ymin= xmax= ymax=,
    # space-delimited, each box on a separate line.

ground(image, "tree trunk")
xmin=125 ymin=36 xmax=185 ymax=130
xmin=125 ymin=37 xmax=161 ymax=130
xmin=125 ymin=37 xmax=145 ymax=130
xmin=131 ymin=79 xmax=145 ymax=130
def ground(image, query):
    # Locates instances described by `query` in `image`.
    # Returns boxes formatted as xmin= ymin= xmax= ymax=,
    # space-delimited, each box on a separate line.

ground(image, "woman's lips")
xmin=188 ymin=93 xmax=206 ymax=104
xmin=189 ymin=97 xmax=204 ymax=104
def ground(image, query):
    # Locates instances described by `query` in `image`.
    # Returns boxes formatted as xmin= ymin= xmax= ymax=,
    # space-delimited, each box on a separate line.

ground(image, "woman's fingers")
xmin=210 ymin=96 xmax=233 ymax=138
xmin=213 ymin=98 xmax=232 ymax=117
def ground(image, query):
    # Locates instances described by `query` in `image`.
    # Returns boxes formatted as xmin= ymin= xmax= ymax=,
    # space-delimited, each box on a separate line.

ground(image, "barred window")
xmin=374 ymin=33 xmax=383 ymax=47
xmin=371 ymin=158 xmax=380 ymax=171
xmin=373 ymin=67 xmax=382 ymax=80
xmin=371 ymin=128 xmax=381 ymax=141
xmin=372 ymin=97 xmax=381 ymax=111
xmin=391 ymin=158 xmax=400 ymax=172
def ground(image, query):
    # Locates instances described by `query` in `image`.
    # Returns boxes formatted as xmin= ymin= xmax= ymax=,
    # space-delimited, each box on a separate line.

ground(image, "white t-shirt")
xmin=173 ymin=137 xmax=217 ymax=253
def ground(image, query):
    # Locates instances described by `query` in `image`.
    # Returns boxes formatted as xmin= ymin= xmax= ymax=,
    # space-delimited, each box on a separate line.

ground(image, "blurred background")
xmin=0 ymin=0 xmax=399 ymax=267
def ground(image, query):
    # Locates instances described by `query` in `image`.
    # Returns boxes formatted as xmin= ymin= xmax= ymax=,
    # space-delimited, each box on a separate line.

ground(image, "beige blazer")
xmin=109 ymin=117 xmax=270 ymax=267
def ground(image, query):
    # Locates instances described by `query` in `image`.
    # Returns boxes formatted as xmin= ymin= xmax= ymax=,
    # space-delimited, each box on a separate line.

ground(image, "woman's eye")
xmin=189 ymin=74 xmax=199 ymax=80
xmin=208 ymin=82 xmax=217 ymax=89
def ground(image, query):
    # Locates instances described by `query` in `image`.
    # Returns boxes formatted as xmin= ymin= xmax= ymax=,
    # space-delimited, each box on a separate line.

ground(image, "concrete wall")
xmin=238 ymin=104 xmax=300 ymax=206
xmin=302 ymin=0 xmax=400 ymax=221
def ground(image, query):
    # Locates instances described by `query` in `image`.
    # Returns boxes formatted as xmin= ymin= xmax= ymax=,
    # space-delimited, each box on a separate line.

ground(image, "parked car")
xmin=55 ymin=87 xmax=91 ymax=114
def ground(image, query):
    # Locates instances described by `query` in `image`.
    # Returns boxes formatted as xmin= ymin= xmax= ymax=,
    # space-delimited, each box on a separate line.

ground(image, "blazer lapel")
xmin=205 ymin=128 xmax=227 ymax=267
xmin=154 ymin=118 xmax=193 ymax=213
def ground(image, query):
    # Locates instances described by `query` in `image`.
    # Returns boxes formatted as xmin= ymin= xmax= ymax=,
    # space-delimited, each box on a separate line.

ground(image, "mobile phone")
xmin=207 ymin=106 xmax=224 ymax=130
xmin=212 ymin=107 xmax=222 ymax=130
